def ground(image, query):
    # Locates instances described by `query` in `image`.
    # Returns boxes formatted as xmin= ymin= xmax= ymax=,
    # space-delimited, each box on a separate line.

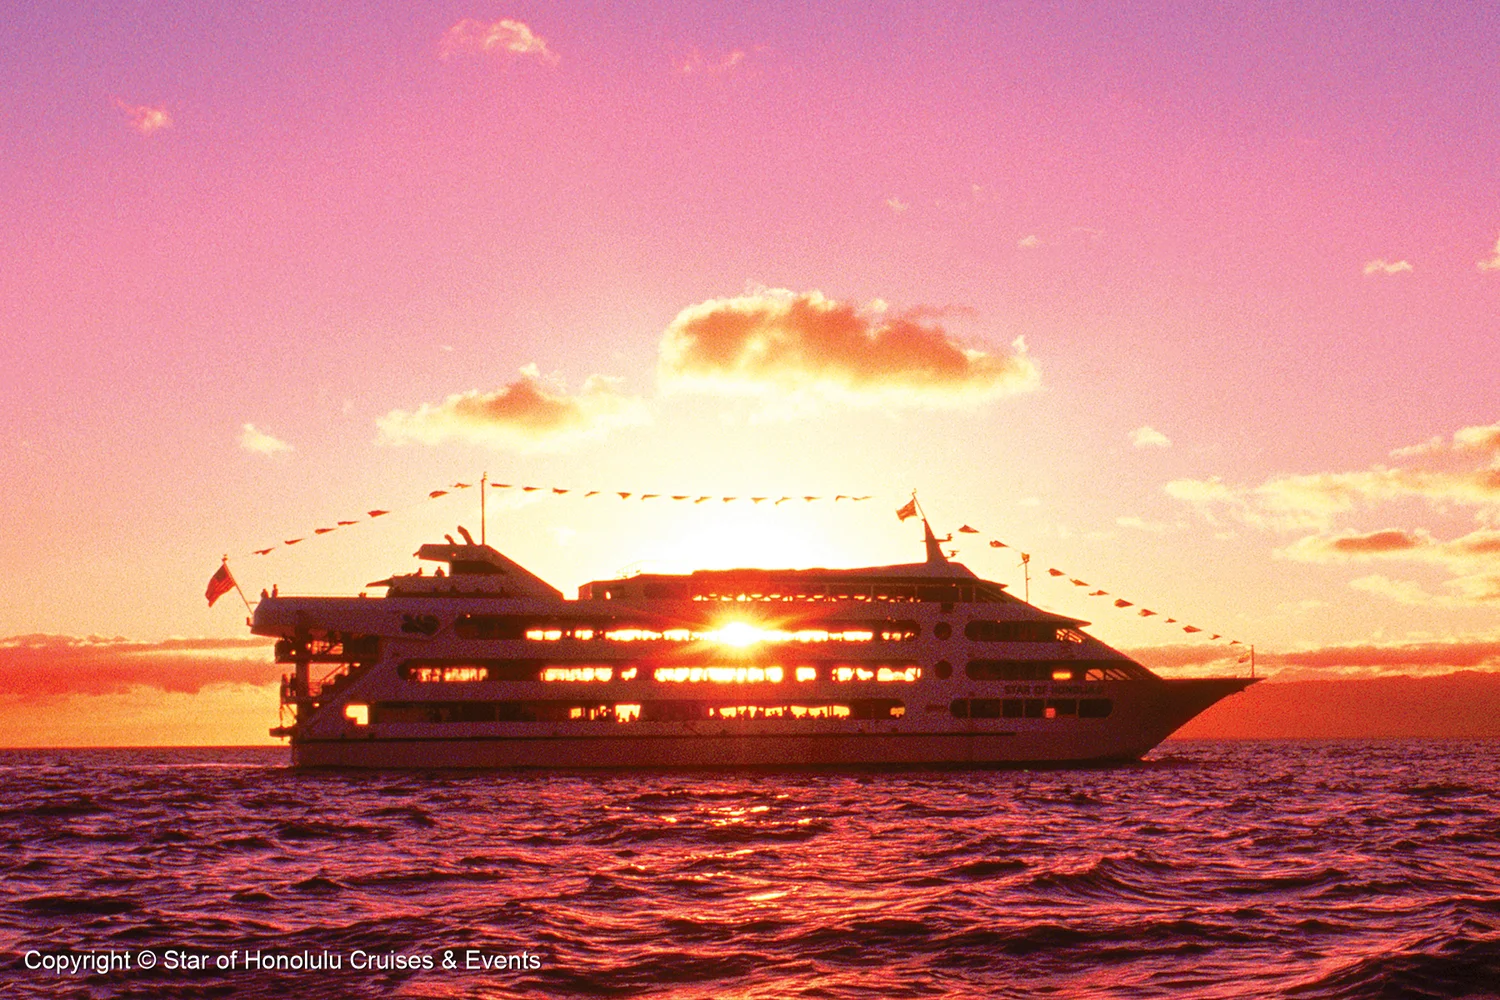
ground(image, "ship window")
xmin=1044 ymin=706 xmax=1056 ymax=719
xmin=344 ymin=704 xmax=369 ymax=726
xmin=367 ymin=699 xmax=904 ymax=723
xmin=965 ymin=621 xmax=1063 ymax=643
xmin=950 ymin=699 xmax=968 ymax=718
xmin=1079 ymin=698 xmax=1113 ymax=718
xmin=970 ymin=699 xmax=1002 ymax=719
xmin=453 ymin=615 xmax=529 ymax=640
xmin=1051 ymin=668 xmax=1075 ymax=681
xmin=934 ymin=660 xmax=952 ymax=679
xmin=401 ymin=659 xmax=543 ymax=682
xmin=1024 ymin=699 xmax=1045 ymax=718
xmin=876 ymin=666 xmax=921 ymax=682
xmin=1048 ymin=698 xmax=1077 ymax=717
xmin=1002 ymin=699 xmax=1023 ymax=718
xmin=542 ymin=666 xmax=614 ymax=682
xmin=795 ymin=666 xmax=818 ymax=682
xmin=933 ymin=622 xmax=952 ymax=640
xmin=652 ymin=665 xmax=786 ymax=683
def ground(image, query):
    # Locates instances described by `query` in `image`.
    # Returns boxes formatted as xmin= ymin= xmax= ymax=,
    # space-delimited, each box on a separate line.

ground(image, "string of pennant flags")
xmin=899 ymin=501 xmax=1245 ymax=650
xmin=210 ymin=479 xmax=1245 ymax=648
xmin=226 ymin=479 xmax=875 ymax=563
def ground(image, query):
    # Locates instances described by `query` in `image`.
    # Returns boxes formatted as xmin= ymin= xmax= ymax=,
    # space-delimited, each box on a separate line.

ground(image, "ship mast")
xmin=480 ymin=471 xmax=487 ymax=545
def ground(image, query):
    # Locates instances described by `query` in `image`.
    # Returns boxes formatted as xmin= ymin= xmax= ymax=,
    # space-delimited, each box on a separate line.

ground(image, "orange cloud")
xmin=113 ymin=99 xmax=171 ymax=135
xmin=377 ymin=366 xmax=648 ymax=451
xmin=439 ymin=18 xmax=558 ymax=63
xmin=1169 ymin=419 xmax=1500 ymax=532
xmin=0 ymin=634 xmax=278 ymax=701
xmin=1130 ymin=637 xmax=1500 ymax=676
xmin=657 ymin=289 xmax=1038 ymax=407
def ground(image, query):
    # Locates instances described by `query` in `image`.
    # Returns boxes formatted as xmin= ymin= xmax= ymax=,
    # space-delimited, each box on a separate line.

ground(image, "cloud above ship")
xmin=656 ymin=288 xmax=1038 ymax=407
xmin=1130 ymin=425 xmax=1171 ymax=449
xmin=113 ymin=98 xmax=172 ymax=135
xmin=439 ymin=18 xmax=558 ymax=64
xmin=239 ymin=423 xmax=292 ymax=455
xmin=1167 ymin=418 xmax=1500 ymax=604
xmin=376 ymin=365 xmax=649 ymax=451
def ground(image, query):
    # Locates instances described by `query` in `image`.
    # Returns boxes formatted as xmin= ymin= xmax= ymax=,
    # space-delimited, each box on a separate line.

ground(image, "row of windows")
xmin=360 ymin=699 xmax=907 ymax=725
xmin=400 ymin=659 xmax=1144 ymax=685
xmin=584 ymin=579 xmax=1013 ymax=604
xmin=950 ymin=698 xmax=1114 ymax=719
xmin=453 ymin=614 xmax=921 ymax=643
xmin=965 ymin=660 xmax=1148 ymax=682
xmin=400 ymin=661 xmax=924 ymax=684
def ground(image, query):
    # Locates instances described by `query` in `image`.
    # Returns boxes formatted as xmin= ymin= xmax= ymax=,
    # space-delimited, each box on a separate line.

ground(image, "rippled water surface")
xmin=3 ymin=741 xmax=1500 ymax=999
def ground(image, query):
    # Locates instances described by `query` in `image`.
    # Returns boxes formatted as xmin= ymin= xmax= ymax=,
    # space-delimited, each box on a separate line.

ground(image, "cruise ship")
xmin=252 ymin=521 xmax=1255 ymax=768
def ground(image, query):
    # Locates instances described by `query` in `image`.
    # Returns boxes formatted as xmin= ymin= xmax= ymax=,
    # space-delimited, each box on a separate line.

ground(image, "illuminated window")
xmin=1052 ymin=668 xmax=1074 ymax=681
xmin=615 ymin=704 xmax=641 ymax=722
xmin=876 ymin=666 xmax=921 ymax=682
xmin=620 ymin=667 xmax=639 ymax=681
xmin=795 ymin=666 xmax=817 ymax=682
xmin=344 ymin=704 xmax=369 ymax=726
xmin=408 ymin=665 xmax=491 ymax=683
xmin=542 ymin=666 xmax=613 ymax=682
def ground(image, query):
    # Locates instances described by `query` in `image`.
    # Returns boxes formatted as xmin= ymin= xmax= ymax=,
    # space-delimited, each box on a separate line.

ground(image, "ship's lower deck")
xmin=289 ymin=729 xmax=1156 ymax=768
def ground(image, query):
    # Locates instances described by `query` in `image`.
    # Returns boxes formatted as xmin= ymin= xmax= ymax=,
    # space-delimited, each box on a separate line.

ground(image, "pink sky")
xmin=3 ymin=3 xmax=1499 ymax=742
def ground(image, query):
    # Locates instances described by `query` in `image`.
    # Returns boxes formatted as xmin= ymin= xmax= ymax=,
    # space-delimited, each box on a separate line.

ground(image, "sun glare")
xmin=714 ymin=622 xmax=763 ymax=647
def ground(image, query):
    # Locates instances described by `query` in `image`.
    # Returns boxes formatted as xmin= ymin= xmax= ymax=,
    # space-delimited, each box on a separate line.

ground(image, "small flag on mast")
xmin=896 ymin=498 xmax=919 ymax=521
xmin=205 ymin=561 xmax=236 ymax=607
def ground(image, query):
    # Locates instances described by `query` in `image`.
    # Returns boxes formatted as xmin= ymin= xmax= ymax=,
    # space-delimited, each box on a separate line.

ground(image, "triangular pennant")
xmin=1114 ymin=599 xmax=1133 ymax=608
xmin=338 ymin=520 xmax=357 ymax=526
xmin=368 ymin=510 xmax=389 ymax=517
xmin=429 ymin=490 xmax=448 ymax=498
xmin=1138 ymin=609 xmax=1157 ymax=617
xmin=1070 ymin=579 xmax=1088 ymax=586
xmin=553 ymin=488 xmax=569 ymax=494
xmin=1183 ymin=626 xmax=1202 ymax=633
xmin=254 ymin=548 xmax=273 ymax=556
xmin=618 ymin=492 xmax=632 ymax=499
xmin=989 ymin=540 xmax=1006 ymax=548
xmin=285 ymin=538 xmax=304 ymax=545
xmin=959 ymin=525 xmax=980 ymax=533
xmin=1089 ymin=590 xmax=1108 ymax=596
xmin=314 ymin=527 xmax=335 ymax=534
xmin=1048 ymin=568 xmax=1065 ymax=577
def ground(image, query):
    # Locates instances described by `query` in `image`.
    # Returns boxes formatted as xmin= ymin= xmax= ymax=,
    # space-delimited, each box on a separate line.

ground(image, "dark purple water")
xmin=3 ymin=741 xmax=1499 ymax=999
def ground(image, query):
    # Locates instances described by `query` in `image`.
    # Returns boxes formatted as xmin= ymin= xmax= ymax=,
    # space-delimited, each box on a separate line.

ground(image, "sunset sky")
xmin=4 ymin=3 xmax=1499 ymax=743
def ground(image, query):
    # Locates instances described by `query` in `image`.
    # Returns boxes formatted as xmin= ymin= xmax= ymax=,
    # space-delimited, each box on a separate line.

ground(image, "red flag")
xmin=989 ymin=540 xmax=1007 ymax=548
xmin=1089 ymin=589 xmax=1108 ymax=596
xmin=553 ymin=488 xmax=569 ymax=494
xmin=314 ymin=527 xmax=335 ymax=534
xmin=1183 ymin=626 xmax=1202 ymax=633
xmin=253 ymin=548 xmax=273 ymax=555
xmin=1114 ymin=599 xmax=1133 ymax=608
xmin=205 ymin=562 xmax=235 ymax=607
xmin=959 ymin=525 xmax=979 ymax=533
xmin=367 ymin=510 xmax=389 ymax=517
xmin=337 ymin=520 xmax=357 ymax=526
xmin=429 ymin=490 xmax=448 ymax=498
xmin=1138 ymin=609 xmax=1157 ymax=617
xmin=896 ymin=499 xmax=918 ymax=521
xmin=1070 ymin=579 xmax=1088 ymax=586
xmin=1048 ymin=568 xmax=1065 ymax=577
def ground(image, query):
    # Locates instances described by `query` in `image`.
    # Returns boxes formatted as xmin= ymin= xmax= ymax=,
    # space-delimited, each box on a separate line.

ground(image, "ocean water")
xmin=3 ymin=741 xmax=1499 ymax=1000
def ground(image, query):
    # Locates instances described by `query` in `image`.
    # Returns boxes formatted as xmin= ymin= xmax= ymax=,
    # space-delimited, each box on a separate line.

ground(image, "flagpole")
xmin=225 ymin=556 xmax=253 ymax=615
xmin=480 ymin=471 xmax=487 ymax=546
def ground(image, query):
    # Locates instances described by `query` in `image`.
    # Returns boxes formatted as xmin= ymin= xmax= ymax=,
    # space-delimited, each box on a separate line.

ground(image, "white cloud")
xmin=1362 ymin=259 xmax=1413 ymax=276
xmin=884 ymin=196 xmax=908 ymax=214
xmin=1130 ymin=425 xmax=1171 ymax=449
xmin=113 ymin=99 xmax=171 ymax=135
xmin=239 ymin=424 xmax=292 ymax=455
xmin=1478 ymin=237 xmax=1500 ymax=272
xmin=1018 ymin=234 xmax=1039 ymax=248
xmin=439 ymin=18 xmax=558 ymax=64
